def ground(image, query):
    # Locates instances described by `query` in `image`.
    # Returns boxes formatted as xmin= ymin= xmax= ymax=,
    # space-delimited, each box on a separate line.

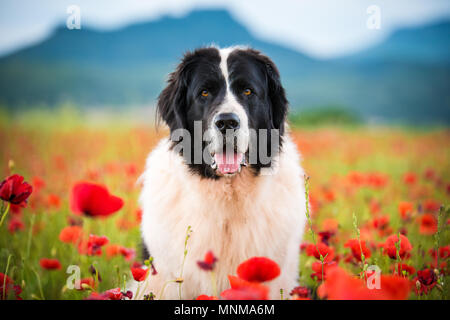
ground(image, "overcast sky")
xmin=0 ymin=0 xmax=449 ymax=59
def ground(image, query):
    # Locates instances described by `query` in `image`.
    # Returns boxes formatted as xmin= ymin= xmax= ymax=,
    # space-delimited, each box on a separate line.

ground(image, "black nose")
xmin=214 ymin=113 xmax=240 ymax=133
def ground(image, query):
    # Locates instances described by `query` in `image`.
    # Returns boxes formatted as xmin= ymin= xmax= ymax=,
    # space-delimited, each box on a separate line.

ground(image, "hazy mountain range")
xmin=0 ymin=9 xmax=449 ymax=124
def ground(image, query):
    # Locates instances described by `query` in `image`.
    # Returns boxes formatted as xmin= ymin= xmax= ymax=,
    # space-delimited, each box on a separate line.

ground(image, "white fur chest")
xmin=138 ymin=136 xmax=306 ymax=299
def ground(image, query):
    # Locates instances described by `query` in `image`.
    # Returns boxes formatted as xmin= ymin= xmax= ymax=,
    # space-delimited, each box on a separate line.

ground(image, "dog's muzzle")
xmin=209 ymin=112 xmax=248 ymax=176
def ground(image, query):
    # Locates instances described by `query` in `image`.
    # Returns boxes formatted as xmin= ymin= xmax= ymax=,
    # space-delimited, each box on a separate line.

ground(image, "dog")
xmin=136 ymin=46 xmax=307 ymax=299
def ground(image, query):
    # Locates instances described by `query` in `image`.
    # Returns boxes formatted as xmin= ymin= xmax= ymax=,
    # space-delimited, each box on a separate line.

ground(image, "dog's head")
xmin=157 ymin=46 xmax=288 ymax=179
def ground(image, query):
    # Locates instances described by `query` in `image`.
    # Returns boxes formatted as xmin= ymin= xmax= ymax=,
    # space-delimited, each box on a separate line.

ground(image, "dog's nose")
xmin=214 ymin=113 xmax=240 ymax=133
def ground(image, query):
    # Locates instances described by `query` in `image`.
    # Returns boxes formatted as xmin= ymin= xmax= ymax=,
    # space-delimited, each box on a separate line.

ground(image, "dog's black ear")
xmin=251 ymin=50 xmax=288 ymax=135
xmin=264 ymin=56 xmax=288 ymax=135
xmin=156 ymin=55 xmax=191 ymax=131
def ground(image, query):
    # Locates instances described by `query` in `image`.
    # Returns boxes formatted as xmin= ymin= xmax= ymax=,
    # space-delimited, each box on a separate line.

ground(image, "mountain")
xmin=0 ymin=9 xmax=449 ymax=124
xmin=339 ymin=21 xmax=450 ymax=65
xmin=330 ymin=20 xmax=450 ymax=124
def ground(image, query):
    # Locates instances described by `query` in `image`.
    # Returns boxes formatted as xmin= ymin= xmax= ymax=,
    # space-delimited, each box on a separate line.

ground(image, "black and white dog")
xmin=137 ymin=46 xmax=306 ymax=299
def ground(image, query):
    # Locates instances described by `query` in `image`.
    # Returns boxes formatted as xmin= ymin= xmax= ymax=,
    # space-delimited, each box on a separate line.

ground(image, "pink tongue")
xmin=214 ymin=153 xmax=243 ymax=174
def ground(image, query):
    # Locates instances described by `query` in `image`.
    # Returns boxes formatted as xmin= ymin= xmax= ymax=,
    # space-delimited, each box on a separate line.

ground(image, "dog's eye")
xmin=243 ymin=88 xmax=252 ymax=96
xmin=201 ymin=90 xmax=209 ymax=97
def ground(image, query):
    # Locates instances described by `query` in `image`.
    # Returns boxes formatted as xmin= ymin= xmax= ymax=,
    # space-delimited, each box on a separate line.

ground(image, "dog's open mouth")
xmin=211 ymin=152 xmax=247 ymax=175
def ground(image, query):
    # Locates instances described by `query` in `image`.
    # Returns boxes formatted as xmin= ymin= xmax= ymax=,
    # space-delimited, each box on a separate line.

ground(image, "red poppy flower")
xmin=383 ymin=234 xmax=412 ymax=260
xmin=87 ymin=288 xmax=124 ymax=300
xmin=119 ymin=246 xmax=136 ymax=261
xmin=221 ymin=275 xmax=269 ymax=300
xmin=86 ymin=168 xmax=100 ymax=181
xmin=318 ymin=266 xmax=410 ymax=300
xmin=76 ymin=278 xmax=96 ymax=291
xmin=220 ymin=287 xmax=268 ymax=300
xmin=290 ymin=286 xmax=309 ymax=299
xmin=344 ymin=239 xmax=371 ymax=262
xmin=423 ymin=168 xmax=435 ymax=181
xmin=125 ymin=163 xmax=138 ymax=177
xmin=31 ymin=176 xmax=45 ymax=192
xmin=392 ymin=263 xmax=415 ymax=276
xmin=322 ymin=189 xmax=335 ymax=202
xmin=46 ymin=194 xmax=61 ymax=209
xmin=371 ymin=215 xmax=393 ymax=236
xmin=318 ymin=231 xmax=334 ymax=245
xmin=131 ymin=267 xmax=149 ymax=282
xmin=236 ymin=257 xmax=280 ymax=282
xmin=403 ymin=172 xmax=417 ymax=185
xmin=105 ymin=244 xmax=136 ymax=261
xmin=347 ymin=171 xmax=366 ymax=186
xmin=59 ymin=226 xmax=83 ymax=244
xmin=372 ymin=215 xmax=390 ymax=230
xmin=413 ymin=268 xmax=437 ymax=295
xmin=369 ymin=199 xmax=381 ymax=215
xmin=0 ymin=273 xmax=22 ymax=300
xmin=8 ymin=217 xmax=25 ymax=234
xmin=197 ymin=250 xmax=218 ymax=271
xmin=39 ymin=258 xmax=62 ymax=270
xmin=423 ymin=199 xmax=441 ymax=212
xmin=116 ymin=218 xmax=135 ymax=230
xmin=366 ymin=172 xmax=388 ymax=188
xmin=310 ymin=260 xmax=336 ymax=281
xmin=70 ymin=182 xmax=124 ymax=218
xmin=321 ymin=218 xmax=339 ymax=233
xmin=308 ymin=193 xmax=319 ymax=214
xmin=86 ymin=234 xmax=109 ymax=256
xmin=135 ymin=208 xmax=143 ymax=223
xmin=10 ymin=203 xmax=23 ymax=215
xmin=299 ymin=243 xmax=308 ymax=251
xmin=418 ymin=213 xmax=438 ymax=235
xmin=106 ymin=244 xmax=121 ymax=258
xmin=0 ymin=174 xmax=33 ymax=206
xmin=429 ymin=246 xmax=450 ymax=260
xmin=196 ymin=295 xmax=219 ymax=300
xmin=377 ymin=274 xmax=412 ymax=300
xmin=398 ymin=201 xmax=414 ymax=220
xmin=305 ymin=242 xmax=335 ymax=262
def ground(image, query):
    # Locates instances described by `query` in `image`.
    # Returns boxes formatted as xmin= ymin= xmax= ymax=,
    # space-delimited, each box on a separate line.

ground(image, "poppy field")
xmin=0 ymin=110 xmax=449 ymax=300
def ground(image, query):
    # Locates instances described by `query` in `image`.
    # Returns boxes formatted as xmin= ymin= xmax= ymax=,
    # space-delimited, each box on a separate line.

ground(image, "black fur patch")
xmin=141 ymin=240 xmax=151 ymax=262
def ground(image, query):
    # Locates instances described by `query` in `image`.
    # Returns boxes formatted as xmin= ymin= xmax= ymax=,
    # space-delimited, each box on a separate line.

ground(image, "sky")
xmin=0 ymin=0 xmax=449 ymax=59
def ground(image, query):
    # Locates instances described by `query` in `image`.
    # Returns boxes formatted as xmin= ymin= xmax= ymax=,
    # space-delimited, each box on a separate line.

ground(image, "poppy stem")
xmin=304 ymin=176 xmax=326 ymax=283
xmin=25 ymin=214 xmax=35 ymax=259
xmin=178 ymin=225 xmax=192 ymax=300
xmin=135 ymin=282 xmax=141 ymax=300
xmin=159 ymin=279 xmax=177 ymax=300
xmin=210 ymin=271 xmax=217 ymax=298
xmin=31 ymin=267 xmax=45 ymax=300
xmin=2 ymin=254 xmax=12 ymax=300
xmin=0 ymin=202 xmax=10 ymax=228
xmin=352 ymin=213 xmax=367 ymax=278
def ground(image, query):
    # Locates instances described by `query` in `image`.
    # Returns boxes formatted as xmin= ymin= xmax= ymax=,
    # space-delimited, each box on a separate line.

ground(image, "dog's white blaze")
xmin=209 ymin=47 xmax=249 ymax=155
xmin=219 ymin=47 xmax=233 ymax=85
